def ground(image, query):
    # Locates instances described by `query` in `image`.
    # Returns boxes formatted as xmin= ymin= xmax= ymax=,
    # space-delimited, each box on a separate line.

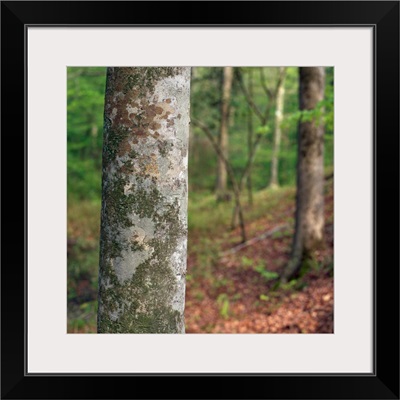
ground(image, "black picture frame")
xmin=2 ymin=1 xmax=399 ymax=399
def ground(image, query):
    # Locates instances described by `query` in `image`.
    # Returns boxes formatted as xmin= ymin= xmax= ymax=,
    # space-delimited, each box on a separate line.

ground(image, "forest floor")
xmin=185 ymin=182 xmax=334 ymax=333
xmin=67 ymin=181 xmax=333 ymax=334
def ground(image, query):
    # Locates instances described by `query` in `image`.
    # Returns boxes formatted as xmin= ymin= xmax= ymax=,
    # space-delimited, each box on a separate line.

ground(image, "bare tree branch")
xmin=259 ymin=67 xmax=274 ymax=99
xmin=192 ymin=118 xmax=247 ymax=242
xmin=239 ymin=134 xmax=263 ymax=190
xmin=236 ymin=68 xmax=264 ymax=123
xmin=272 ymin=67 xmax=287 ymax=99
xmin=238 ymin=68 xmax=276 ymax=126
xmin=220 ymin=224 xmax=290 ymax=257
xmin=231 ymin=132 xmax=263 ymax=228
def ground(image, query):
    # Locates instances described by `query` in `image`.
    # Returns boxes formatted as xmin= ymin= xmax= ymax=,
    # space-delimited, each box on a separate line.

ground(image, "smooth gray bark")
xmin=97 ymin=67 xmax=190 ymax=333
xmin=282 ymin=67 xmax=325 ymax=282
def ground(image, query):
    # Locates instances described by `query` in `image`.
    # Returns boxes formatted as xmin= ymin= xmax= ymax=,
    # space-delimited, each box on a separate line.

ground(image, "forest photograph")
xmin=4 ymin=3 xmax=395 ymax=397
xmin=67 ymin=66 xmax=334 ymax=334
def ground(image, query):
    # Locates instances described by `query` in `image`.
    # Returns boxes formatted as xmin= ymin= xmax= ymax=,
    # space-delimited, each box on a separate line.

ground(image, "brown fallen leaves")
xmin=185 ymin=185 xmax=334 ymax=334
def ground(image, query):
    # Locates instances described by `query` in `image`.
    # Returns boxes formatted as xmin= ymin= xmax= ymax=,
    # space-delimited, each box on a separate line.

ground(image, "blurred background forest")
xmin=67 ymin=66 xmax=334 ymax=333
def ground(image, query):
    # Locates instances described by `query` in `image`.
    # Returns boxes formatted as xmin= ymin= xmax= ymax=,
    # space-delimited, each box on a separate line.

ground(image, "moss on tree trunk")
xmin=97 ymin=67 xmax=191 ymax=333
xmin=282 ymin=67 xmax=325 ymax=282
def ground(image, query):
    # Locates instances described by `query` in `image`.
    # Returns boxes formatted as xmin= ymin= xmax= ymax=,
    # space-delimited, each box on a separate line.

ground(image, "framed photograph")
xmin=2 ymin=1 xmax=399 ymax=398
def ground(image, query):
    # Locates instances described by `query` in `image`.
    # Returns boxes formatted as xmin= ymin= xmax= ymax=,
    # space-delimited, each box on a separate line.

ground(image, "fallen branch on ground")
xmin=220 ymin=223 xmax=290 ymax=257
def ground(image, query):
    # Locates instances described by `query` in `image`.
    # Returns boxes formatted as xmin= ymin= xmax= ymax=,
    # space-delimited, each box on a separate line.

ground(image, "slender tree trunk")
xmin=282 ymin=67 xmax=325 ymax=282
xmin=231 ymin=131 xmax=263 ymax=229
xmin=97 ymin=67 xmax=191 ymax=333
xmin=216 ymin=66 xmax=233 ymax=200
xmin=192 ymin=118 xmax=247 ymax=243
xmin=269 ymin=67 xmax=286 ymax=189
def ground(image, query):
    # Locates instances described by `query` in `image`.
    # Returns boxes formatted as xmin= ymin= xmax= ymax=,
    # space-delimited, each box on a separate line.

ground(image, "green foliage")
xmin=67 ymin=199 xmax=101 ymax=306
xmin=254 ymin=261 xmax=279 ymax=281
xmin=216 ymin=293 xmax=230 ymax=319
xmin=67 ymin=67 xmax=334 ymax=332
xmin=213 ymin=277 xmax=230 ymax=289
xmin=188 ymin=187 xmax=296 ymax=240
xmin=68 ymin=66 xmax=334 ymax=198
xmin=255 ymin=125 xmax=270 ymax=136
xmin=272 ymin=278 xmax=309 ymax=292
xmin=190 ymin=67 xmax=333 ymax=192
xmin=193 ymin=290 xmax=205 ymax=301
xmin=68 ymin=300 xmax=98 ymax=333
xmin=324 ymin=67 xmax=334 ymax=133
xmin=241 ymin=256 xmax=254 ymax=267
xmin=282 ymin=100 xmax=329 ymax=129
xmin=67 ymin=67 xmax=106 ymax=200
xmin=271 ymin=228 xmax=292 ymax=239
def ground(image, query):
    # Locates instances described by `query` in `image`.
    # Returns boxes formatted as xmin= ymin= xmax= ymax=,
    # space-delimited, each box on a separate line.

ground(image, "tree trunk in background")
xmin=269 ymin=67 xmax=286 ymax=189
xmin=216 ymin=66 xmax=233 ymax=200
xmin=97 ymin=67 xmax=191 ymax=333
xmin=247 ymin=68 xmax=254 ymax=206
xmin=282 ymin=67 xmax=325 ymax=282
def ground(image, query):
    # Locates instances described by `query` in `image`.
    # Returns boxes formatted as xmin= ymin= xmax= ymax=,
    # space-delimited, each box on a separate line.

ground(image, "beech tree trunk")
xmin=97 ymin=67 xmax=191 ymax=333
xmin=282 ymin=67 xmax=325 ymax=282
xmin=216 ymin=66 xmax=233 ymax=200
xmin=269 ymin=67 xmax=286 ymax=189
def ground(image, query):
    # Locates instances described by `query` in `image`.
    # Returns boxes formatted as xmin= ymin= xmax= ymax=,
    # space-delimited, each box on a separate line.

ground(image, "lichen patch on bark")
xmin=98 ymin=67 xmax=190 ymax=334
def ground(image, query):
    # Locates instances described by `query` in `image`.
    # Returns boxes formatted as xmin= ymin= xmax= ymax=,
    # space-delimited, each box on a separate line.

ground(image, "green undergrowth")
xmin=188 ymin=185 xmax=296 ymax=236
xmin=187 ymin=186 xmax=297 ymax=285
xmin=67 ymin=197 xmax=101 ymax=332
xmin=67 ymin=180 xmax=333 ymax=332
